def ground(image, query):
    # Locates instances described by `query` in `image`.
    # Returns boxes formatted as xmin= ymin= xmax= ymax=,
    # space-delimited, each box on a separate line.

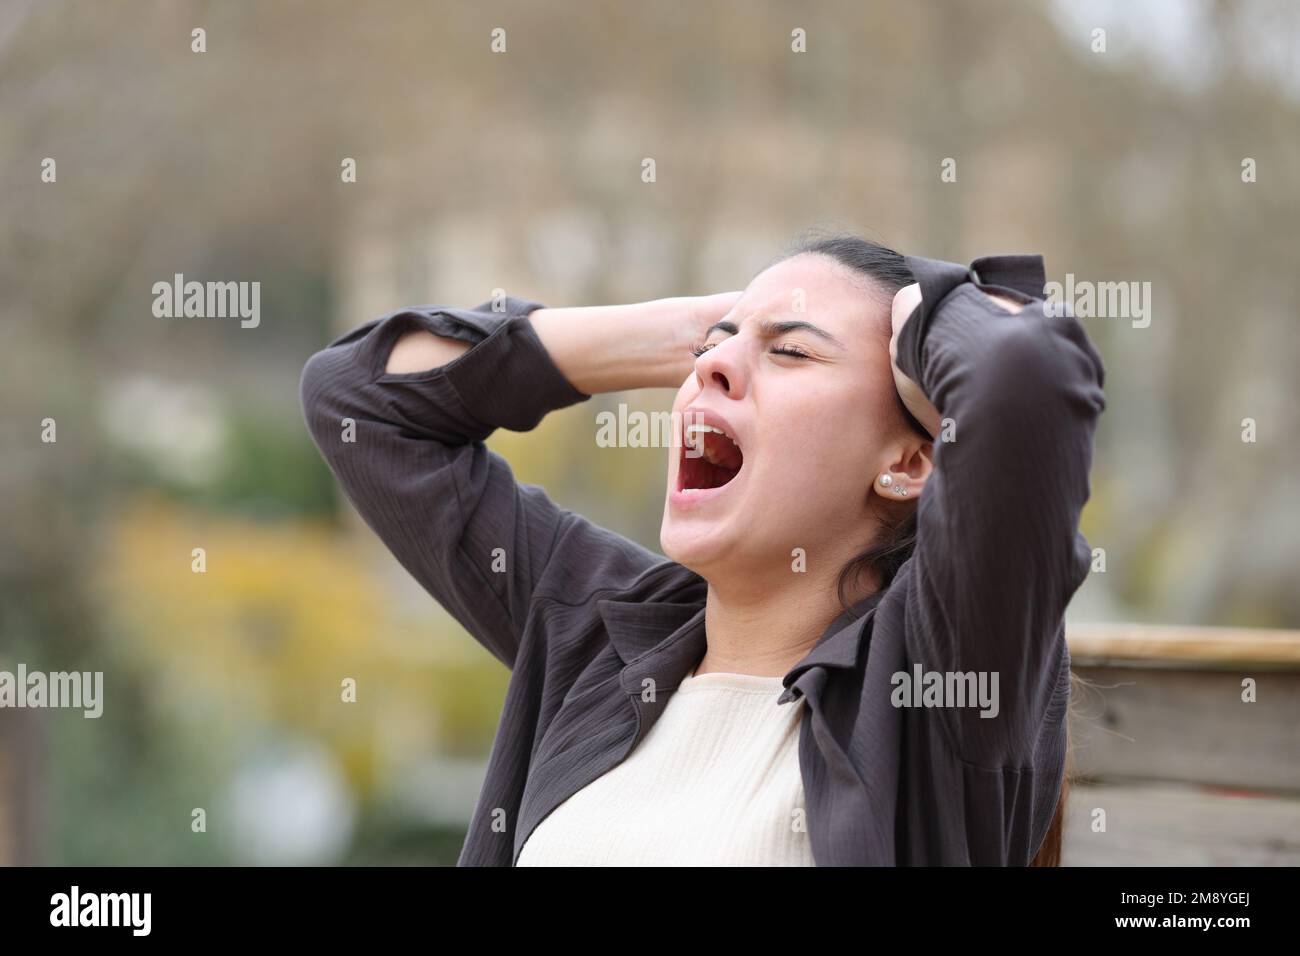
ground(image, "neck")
xmin=697 ymin=563 xmax=879 ymax=678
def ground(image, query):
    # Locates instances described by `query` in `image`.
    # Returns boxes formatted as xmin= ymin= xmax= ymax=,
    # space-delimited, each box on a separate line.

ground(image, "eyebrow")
xmin=704 ymin=317 xmax=846 ymax=348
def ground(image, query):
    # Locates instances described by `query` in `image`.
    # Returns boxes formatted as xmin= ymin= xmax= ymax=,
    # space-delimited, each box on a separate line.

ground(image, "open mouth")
xmin=679 ymin=423 xmax=744 ymax=492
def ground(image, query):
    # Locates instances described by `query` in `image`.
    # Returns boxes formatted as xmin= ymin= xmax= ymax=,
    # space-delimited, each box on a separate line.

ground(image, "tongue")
xmin=692 ymin=459 xmax=738 ymax=490
xmin=702 ymin=432 xmax=743 ymax=470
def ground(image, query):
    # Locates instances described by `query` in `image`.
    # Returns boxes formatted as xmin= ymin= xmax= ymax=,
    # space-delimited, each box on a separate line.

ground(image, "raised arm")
xmin=888 ymin=255 xmax=1107 ymax=766
xmin=299 ymin=291 xmax=736 ymax=668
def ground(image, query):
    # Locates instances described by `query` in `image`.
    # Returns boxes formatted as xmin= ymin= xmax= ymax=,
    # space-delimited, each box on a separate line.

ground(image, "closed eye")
xmin=770 ymin=344 xmax=811 ymax=359
xmin=689 ymin=341 xmax=814 ymax=359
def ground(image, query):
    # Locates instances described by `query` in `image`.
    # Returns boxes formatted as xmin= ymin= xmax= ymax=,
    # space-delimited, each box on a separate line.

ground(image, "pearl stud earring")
xmin=878 ymin=474 xmax=892 ymax=487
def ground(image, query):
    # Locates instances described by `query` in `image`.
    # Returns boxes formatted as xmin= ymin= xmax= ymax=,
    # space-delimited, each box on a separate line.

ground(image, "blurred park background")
xmin=1 ymin=0 xmax=1298 ymax=865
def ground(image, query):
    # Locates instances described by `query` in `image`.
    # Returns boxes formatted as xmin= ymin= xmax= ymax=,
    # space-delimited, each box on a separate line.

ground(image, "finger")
xmin=891 ymin=283 xmax=922 ymax=333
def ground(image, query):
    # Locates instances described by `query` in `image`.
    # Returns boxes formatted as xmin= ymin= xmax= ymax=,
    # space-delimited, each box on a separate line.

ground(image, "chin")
xmin=659 ymin=513 xmax=734 ymax=576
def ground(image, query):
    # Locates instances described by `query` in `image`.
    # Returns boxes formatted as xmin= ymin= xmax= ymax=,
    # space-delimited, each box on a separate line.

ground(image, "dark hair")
xmin=771 ymin=229 xmax=1070 ymax=867
xmin=767 ymin=230 xmax=923 ymax=607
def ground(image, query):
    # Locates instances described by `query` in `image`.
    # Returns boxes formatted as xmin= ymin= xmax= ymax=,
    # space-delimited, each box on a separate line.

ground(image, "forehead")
xmin=740 ymin=253 xmax=885 ymax=334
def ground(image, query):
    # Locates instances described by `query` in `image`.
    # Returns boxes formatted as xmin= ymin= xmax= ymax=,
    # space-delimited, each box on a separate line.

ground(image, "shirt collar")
xmin=598 ymin=586 xmax=885 ymax=704
xmin=598 ymin=598 xmax=704 ymax=664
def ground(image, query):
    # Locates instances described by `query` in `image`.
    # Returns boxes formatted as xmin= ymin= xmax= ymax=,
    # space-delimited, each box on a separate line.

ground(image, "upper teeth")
xmin=685 ymin=424 xmax=730 ymax=445
xmin=684 ymin=423 xmax=739 ymax=466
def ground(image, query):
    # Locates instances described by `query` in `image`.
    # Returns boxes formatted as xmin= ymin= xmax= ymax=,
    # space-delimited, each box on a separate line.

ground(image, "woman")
xmin=300 ymin=233 xmax=1106 ymax=866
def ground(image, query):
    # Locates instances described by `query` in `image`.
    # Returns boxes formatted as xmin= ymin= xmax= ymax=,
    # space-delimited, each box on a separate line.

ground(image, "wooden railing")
xmin=1067 ymin=622 xmax=1300 ymax=669
xmin=1061 ymin=623 xmax=1300 ymax=793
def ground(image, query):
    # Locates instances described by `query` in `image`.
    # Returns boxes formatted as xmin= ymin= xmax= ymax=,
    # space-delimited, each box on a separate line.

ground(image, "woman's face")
xmin=661 ymin=253 xmax=911 ymax=585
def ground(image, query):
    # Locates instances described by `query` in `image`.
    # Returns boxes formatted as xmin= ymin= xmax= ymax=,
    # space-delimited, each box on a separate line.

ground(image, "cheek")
xmin=670 ymin=375 xmax=698 ymax=415
xmin=757 ymin=389 xmax=885 ymax=502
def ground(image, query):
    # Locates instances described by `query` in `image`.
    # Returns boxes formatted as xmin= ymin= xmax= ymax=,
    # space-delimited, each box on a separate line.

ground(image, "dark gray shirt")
xmin=299 ymin=253 xmax=1106 ymax=865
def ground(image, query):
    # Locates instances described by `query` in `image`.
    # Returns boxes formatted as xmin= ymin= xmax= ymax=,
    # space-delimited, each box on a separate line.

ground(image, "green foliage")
xmin=202 ymin=410 xmax=339 ymax=519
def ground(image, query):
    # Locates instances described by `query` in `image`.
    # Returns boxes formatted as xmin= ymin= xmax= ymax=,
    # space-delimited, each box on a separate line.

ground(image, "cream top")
xmin=516 ymin=665 xmax=814 ymax=866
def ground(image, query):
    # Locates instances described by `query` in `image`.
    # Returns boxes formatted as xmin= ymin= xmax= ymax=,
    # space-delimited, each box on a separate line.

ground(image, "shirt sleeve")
xmin=298 ymin=295 xmax=664 ymax=669
xmin=894 ymin=255 xmax=1107 ymax=768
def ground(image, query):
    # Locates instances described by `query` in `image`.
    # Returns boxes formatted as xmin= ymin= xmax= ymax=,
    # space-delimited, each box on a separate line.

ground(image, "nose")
xmin=693 ymin=338 xmax=748 ymax=400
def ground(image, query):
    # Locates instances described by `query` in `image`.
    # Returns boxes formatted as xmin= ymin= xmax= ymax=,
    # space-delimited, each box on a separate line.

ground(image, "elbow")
xmin=299 ymin=345 xmax=354 ymax=455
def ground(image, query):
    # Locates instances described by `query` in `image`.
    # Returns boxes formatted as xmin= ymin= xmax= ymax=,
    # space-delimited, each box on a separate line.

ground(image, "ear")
xmin=871 ymin=439 xmax=934 ymax=503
